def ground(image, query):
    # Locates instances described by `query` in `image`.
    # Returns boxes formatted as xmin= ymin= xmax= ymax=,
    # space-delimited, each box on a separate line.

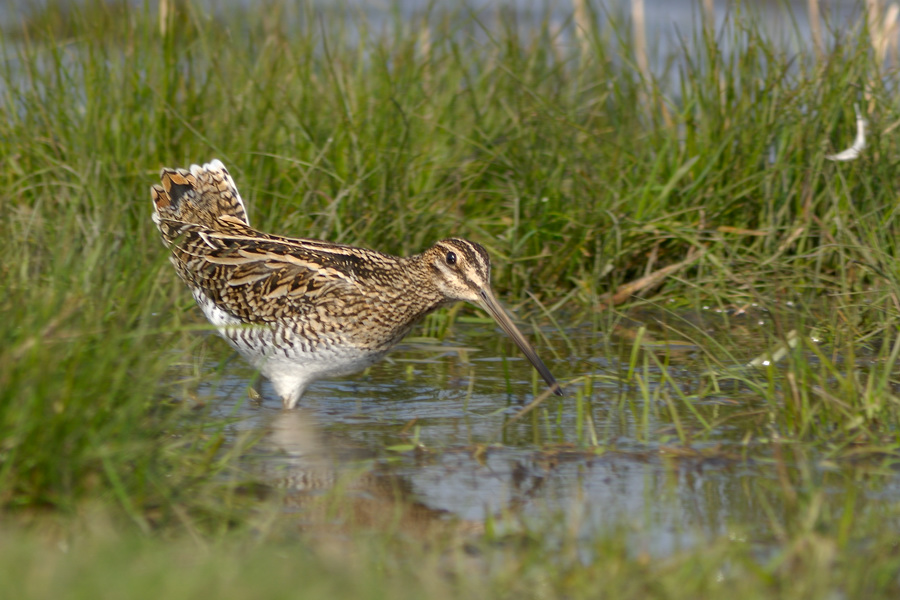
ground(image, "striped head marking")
xmin=426 ymin=239 xmax=492 ymax=303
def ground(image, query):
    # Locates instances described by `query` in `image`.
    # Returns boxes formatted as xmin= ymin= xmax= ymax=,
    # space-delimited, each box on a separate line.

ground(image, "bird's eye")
xmin=446 ymin=251 xmax=457 ymax=265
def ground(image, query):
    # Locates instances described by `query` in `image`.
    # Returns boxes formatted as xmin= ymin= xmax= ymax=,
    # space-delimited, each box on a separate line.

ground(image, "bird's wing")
xmin=166 ymin=222 xmax=369 ymax=324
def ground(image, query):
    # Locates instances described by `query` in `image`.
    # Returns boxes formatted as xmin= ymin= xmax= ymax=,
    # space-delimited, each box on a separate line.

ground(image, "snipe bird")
xmin=151 ymin=160 xmax=562 ymax=408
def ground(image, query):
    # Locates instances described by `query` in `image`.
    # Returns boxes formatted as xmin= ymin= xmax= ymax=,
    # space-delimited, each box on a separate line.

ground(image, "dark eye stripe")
xmin=436 ymin=239 xmax=491 ymax=274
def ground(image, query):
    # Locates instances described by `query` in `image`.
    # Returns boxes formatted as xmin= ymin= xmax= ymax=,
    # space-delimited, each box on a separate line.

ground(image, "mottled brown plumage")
xmin=151 ymin=160 xmax=561 ymax=408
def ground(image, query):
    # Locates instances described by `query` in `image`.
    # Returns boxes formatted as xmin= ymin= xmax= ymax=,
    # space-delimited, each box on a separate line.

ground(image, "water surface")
xmin=197 ymin=307 xmax=899 ymax=557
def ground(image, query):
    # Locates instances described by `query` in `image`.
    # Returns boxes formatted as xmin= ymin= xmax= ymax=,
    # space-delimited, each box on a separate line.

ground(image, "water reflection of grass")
xmin=3 ymin=0 xmax=900 ymax=597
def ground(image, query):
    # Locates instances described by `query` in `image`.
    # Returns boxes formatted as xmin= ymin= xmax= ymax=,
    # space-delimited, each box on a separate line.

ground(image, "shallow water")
xmin=196 ymin=308 xmax=900 ymax=557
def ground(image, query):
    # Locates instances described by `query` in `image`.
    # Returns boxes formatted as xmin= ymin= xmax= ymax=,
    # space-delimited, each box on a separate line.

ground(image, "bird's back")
xmin=150 ymin=160 xmax=442 ymax=348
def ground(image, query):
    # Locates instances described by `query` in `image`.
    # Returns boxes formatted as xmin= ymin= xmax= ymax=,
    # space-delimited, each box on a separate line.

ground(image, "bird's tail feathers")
xmin=151 ymin=159 xmax=249 ymax=228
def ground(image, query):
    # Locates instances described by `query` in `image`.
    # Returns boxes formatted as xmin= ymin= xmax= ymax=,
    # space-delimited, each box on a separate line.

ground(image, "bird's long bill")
xmin=476 ymin=288 xmax=563 ymax=396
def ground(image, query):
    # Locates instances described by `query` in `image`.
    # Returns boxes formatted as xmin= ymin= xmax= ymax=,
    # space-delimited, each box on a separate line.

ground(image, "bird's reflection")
xmin=257 ymin=409 xmax=482 ymax=538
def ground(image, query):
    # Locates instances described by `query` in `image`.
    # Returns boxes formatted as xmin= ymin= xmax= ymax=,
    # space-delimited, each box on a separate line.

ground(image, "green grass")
xmin=4 ymin=0 xmax=900 ymax=596
xmin=4 ymin=465 xmax=900 ymax=600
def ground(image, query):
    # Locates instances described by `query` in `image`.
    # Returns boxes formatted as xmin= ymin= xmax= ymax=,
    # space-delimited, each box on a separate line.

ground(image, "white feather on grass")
xmin=826 ymin=104 xmax=867 ymax=161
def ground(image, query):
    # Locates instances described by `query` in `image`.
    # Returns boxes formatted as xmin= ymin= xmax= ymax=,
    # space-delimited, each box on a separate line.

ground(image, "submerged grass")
xmin=4 ymin=0 xmax=900 ymax=596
